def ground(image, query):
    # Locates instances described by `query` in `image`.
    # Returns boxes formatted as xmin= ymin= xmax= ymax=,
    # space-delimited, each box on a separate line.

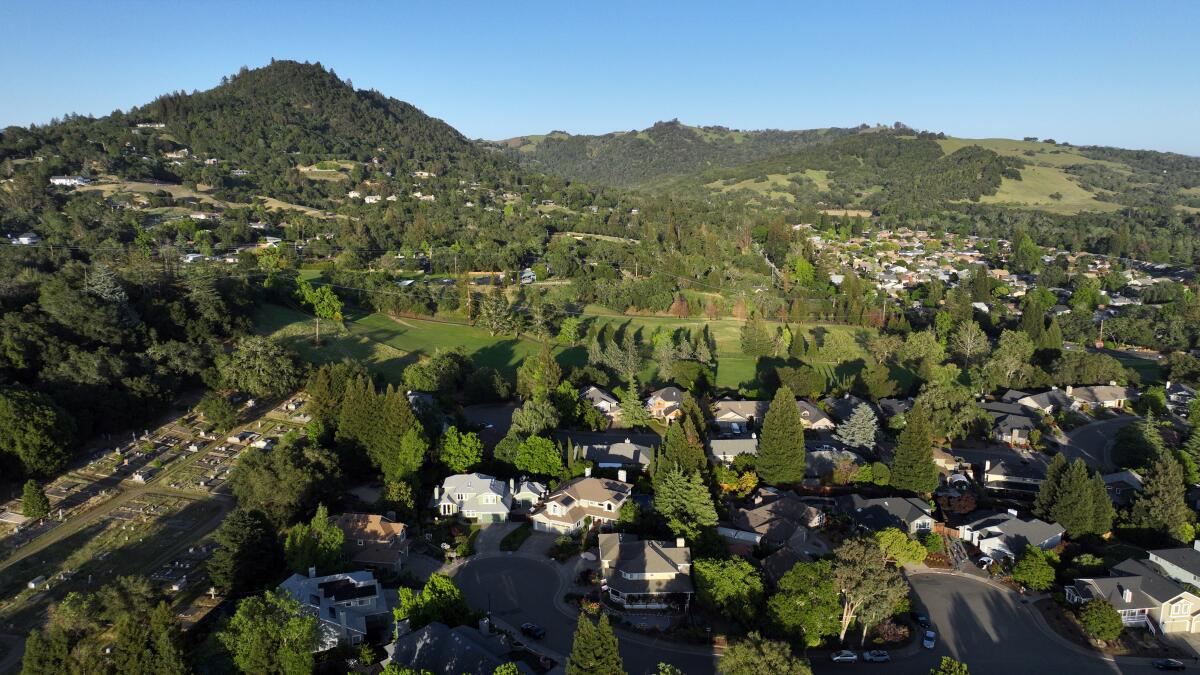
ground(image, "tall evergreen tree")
xmin=567 ymin=614 xmax=626 ymax=675
xmin=1033 ymin=453 xmax=1068 ymax=520
xmin=335 ymin=375 xmax=376 ymax=452
xmin=283 ymin=504 xmax=346 ymax=575
xmin=834 ymin=404 xmax=879 ymax=451
xmin=1088 ymin=472 xmax=1116 ymax=535
xmin=1132 ymin=448 xmax=1195 ymax=543
xmin=757 ymin=386 xmax=806 ymax=485
xmin=1048 ymin=459 xmax=1102 ymax=537
xmin=366 ymin=386 xmax=424 ymax=482
xmin=661 ymin=423 xmax=705 ymax=473
xmin=653 ymin=468 xmax=718 ymax=539
xmin=21 ymin=479 xmax=50 ymax=519
xmin=889 ymin=403 xmax=938 ymax=494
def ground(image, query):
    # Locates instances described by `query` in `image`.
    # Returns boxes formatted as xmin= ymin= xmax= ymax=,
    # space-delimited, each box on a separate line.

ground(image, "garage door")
xmin=1163 ymin=619 xmax=1189 ymax=633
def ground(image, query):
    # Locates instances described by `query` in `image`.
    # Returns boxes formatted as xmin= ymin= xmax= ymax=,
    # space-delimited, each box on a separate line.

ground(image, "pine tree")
xmin=757 ymin=386 xmax=806 ymax=485
xmin=335 ymin=376 xmax=377 ymax=452
xmin=1049 ymin=459 xmax=1099 ymax=537
xmin=739 ymin=315 xmax=774 ymax=358
xmin=1033 ymin=454 xmax=1067 ymax=521
xmin=366 ymin=386 xmax=423 ymax=482
xmin=1040 ymin=315 xmax=1064 ymax=351
xmin=834 ymin=404 xmax=879 ymax=451
xmin=21 ymin=479 xmax=50 ymax=519
xmin=890 ymin=403 xmax=938 ymax=494
xmin=653 ymin=468 xmax=718 ymax=539
xmin=1088 ymin=472 xmax=1116 ymax=535
xmin=567 ymin=614 xmax=626 ymax=675
xmin=661 ymin=423 xmax=705 ymax=474
xmin=1132 ymin=448 xmax=1195 ymax=543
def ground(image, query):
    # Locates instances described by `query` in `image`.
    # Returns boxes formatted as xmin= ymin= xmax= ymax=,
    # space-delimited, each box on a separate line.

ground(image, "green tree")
xmin=930 ymin=656 xmax=970 ymax=675
xmin=21 ymin=479 xmax=50 ymax=519
xmin=859 ymin=362 xmax=898 ymax=401
xmin=1011 ymin=545 xmax=1056 ymax=591
xmin=767 ymin=559 xmax=841 ymax=647
xmin=739 ymin=315 xmax=774 ymax=358
xmin=1132 ymin=448 xmax=1195 ymax=543
xmin=230 ymin=440 xmax=340 ymax=527
xmin=208 ymin=508 xmax=282 ymax=596
xmin=661 ymin=422 xmax=705 ymax=474
xmin=394 ymin=574 xmax=473 ymax=630
xmin=219 ymin=592 xmax=318 ymax=675
xmin=295 ymin=278 xmax=343 ymax=344
xmin=517 ymin=342 xmax=563 ymax=400
xmin=514 ymin=436 xmax=564 ymax=476
xmin=218 ymin=336 xmax=300 ymax=398
xmin=1033 ymin=453 xmax=1067 ymax=521
xmin=510 ymin=398 xmax=561 ymax=437
xmin=890 ymin=404 xmax=938 ymax=494
xmin=198 ymin=390 xmax=238 ymax=433
xmin=0 ymin=385 xmax=75 ymax=476
xmin=567 ymin=614 xmax=626 ymax=675
xmin=365 ymin=385 xmax=423 ymax=483
xmin=617 ymin=385 xmax=651 ymax=430
xmin=1078 ymin=599 xmax=1123 ymax=641
xmin=693 ymin=557 xmax=764 ymax=626
xmin=875 ymin=527 xmax=928 ymax=566
xmin=757 ymin=386 xmax=806 ymax=485
xmin=949 ymin=320 xmax=990 ymax=365
xmin=440 ymin=426 xmax=484 ymax=473
xmin=283 ymin=504 xmax=345 ymax=575
xmin=717 ymin=631 xmax=811 ymax=675
xmin=653 ymin=468 xmax=718 ymax=539
xmin=1040 ymin=458 xmax=1113 ymax=538
xmin=832 ymin=537 xmax=909 ymax=643
xmin=835 ymin=403 xmax=879 ymax=451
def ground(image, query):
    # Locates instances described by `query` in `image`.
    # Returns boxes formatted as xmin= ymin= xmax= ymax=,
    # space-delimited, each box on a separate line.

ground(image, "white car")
xmin=923 ymin=630 xmax=937 ymax=649
xmin=863 ymin=650 xmax=891 ymax=662
xmin=831 ymin=650 xmax=858 ymax=663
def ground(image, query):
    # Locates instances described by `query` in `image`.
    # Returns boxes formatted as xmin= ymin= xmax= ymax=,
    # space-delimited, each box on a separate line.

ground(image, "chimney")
xmin=1193 ymin=539 xmax=1200 ymax=553
xmin=308 ymin=566 xmax=317 ymax=578
xmin=1109 ymin=380 xmax=1117 ymax=387
xmin=1122 ymin=587 xmax=1132 ymax=604
xmin=984 ymin=460 xmax=991 ymax=472
xmin=1166 ymin=380 xmax=1172 ymax=390
xmin=509 ymin=478 xmax=515 ymax=492
xmin=624 ymin=438 xmax=631 ymax=444
xmin=676 ymin=537 xmax=686 ymax=548
xmin=585 ymin=467 xmax=592 ymax=477
xmin=433 ymin=486 xmax=440 ymax=499
xmin=1006 ymin=509 xmax=1019 ymax=517
xmin=618 ymin=469 xmax=627 ymax=483
xmin=751 ymin=432 xmax=757 ymax=439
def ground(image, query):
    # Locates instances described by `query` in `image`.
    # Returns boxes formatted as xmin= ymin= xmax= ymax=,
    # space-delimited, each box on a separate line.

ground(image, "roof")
xmin=531 ymin=476 xmax=632 ymax=526
xmin=278 ymin=571 xmax=385 ymax=642
xmin=878 ymin=398 xmax=913 ymax=417
xmin=439 ymin=473 xmax=507 ymax=497
xmin=806 ymin=449 xmax=863 ymax=477
xmin=599 ymin=534 xmax=693 ymax=596
xmin=577 ymin=439 xmax=652 ymax=467
xmin=1149 ymin=544 xmax=1200 ymax=579
xmin=1075 ymin=559 xmax=1192 ymax=609
xmin=985 ymin=459 xmax=1048 ymax=482
xmin=581 ymin=385 xmax=619 ymax=406
xmin=1103 ymin=469 xmax=1144 ymax=492
xmin=709 ymin=437 xmax=759 ymax=460
xmin=733 ymin=493 xmax=823 ymax=542
xmin=1015 ymin=389 xmax=1073 ymax=412
xmin=335 ymin=513 xmax=408 ymax=566
xmin=761 ymin=547 xmax=805 ymax=586
xmin=795 ymin=401 xmax=835 ymax=429
xmin=389 ymin=622 xmax=522 ymax=675
xmin=822 ymin=395 xmax=868 ymax=422
xmin=1070 ymin=385 xmax=1138 ymax=404
xmin=963 ymin=512 xmax=1064 ymax=551
xmin=648 ymin=386 xmax=683 ymax=403
xmin=840 ymin=495 xmax=933 ymax=531
xmin=713 ymin=398 xmax=834 ymax=430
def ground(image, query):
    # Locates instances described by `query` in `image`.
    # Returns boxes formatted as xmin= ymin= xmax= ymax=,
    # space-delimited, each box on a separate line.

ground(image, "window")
xmin=465 ymin=510 xmax=477 ymax=518
xmin=606 ymin=503 xmax=613 ymax=511
xmin=1172 ymin=602 xmax=1191 ymax=616
xmin=357 ymin=539 xmax=364 ymax=547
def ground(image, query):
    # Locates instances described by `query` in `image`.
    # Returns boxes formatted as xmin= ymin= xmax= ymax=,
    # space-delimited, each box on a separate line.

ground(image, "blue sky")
xmin=2 ymin=1 xmax=1198 ymax=154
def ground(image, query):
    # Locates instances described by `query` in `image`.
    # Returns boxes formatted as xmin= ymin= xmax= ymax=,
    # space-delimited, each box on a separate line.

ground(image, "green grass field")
xmin=979 ymin=165 xmax=1122 ymax=214
xmin=256 ymin=302 xmax=881 ymax=391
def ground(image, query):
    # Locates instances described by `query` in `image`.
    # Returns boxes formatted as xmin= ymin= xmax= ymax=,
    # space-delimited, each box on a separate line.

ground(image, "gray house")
xmin=1148 ymin=541 xmax=1200 ymax=589
xmin=431 ymin=473 xmax=512 ymax=523
xmin=278 ymin=570 xmax=390 ymax=649
xmin=840 ymin=495 xmax=935 ymax=535
xmin=958 ymin=511 xmax=1064 ymax=561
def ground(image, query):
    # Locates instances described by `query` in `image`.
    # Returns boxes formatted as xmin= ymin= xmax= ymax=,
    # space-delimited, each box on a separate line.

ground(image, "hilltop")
xmin=500 ymin=122 xmax=1200 ymax=215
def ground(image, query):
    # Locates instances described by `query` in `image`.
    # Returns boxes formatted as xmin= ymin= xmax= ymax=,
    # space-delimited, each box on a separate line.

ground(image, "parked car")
xmin=1152 ymin=659 xmax=1186 ymax=671
xmin=912 ymin=612 xmax=931 ymax=628
xmin=923 ymin=630 xmax=937 ymax=649
xmin=830 ymin=650 xmax=858 ymax=663
xmin=977 ymin=556 xmax=994 ymax=569
xmin=520 ymin=622 xmax=546 ymax=640
xmin=863 ymin=650 xmax=891 ymax=662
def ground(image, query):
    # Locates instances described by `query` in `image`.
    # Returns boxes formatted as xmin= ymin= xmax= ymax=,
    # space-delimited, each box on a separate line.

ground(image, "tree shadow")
xmin=810 ymin=326 xmax=829 ymax=350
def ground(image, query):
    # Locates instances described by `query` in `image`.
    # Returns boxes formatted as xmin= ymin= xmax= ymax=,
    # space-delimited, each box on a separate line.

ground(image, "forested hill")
xmin=490 ymin=120 xmax=860 ymax=188
xmin=500 ymin=122 xmax=1200 ymax=216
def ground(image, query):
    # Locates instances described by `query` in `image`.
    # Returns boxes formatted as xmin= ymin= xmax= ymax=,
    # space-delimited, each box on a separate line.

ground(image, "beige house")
xmin=645 ymin=387 xmax=683 ymax=422
xmin=529 ymin=476 xmax=632 ymax=534
xmin=599 ymin=533 xmax=693 ymax=610
xmin=1068 ymin=558 xmax=1200 ymax=634
xmin=334 ymin=513 xmax=409 ymax=573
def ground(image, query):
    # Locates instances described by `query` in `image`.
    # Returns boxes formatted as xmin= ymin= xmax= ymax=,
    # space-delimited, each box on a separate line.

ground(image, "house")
xmin=598 ymin=533 xmax=693 ymax=610
xmin=731 ymin=489 xmax=824 ymax=546
xmin=1067 ymin=383 xmax=1138 ymax=410
xmin=1067 ymin=559 xmax=1200 ymax=634
xmin=573 ymin=438 xmax=652 ymax=470
xmin=181 ymin=253 xmax=205 ymax=264
xmin=958 ymin=511 xmax=1064 ymax=561
xmin=364 ymin=195 xmax=382 ymax=204
xmin=278 ymin=569 xmax=391 ymax=649
xmin=980 ymin=401 xmax=1039 ymax=447
xmin=519 ymin=268 xmax=537 ymax=284
xmin=840 ymin=494 xmax=935 ymax=535
xmin=49 ymin=175 xmax=89 ymax=187
xmin=877 ymin=397 xmax=913 ymax=420
xmin=226 ymin=431 xmax=259 ymax=445
xmin=512 ymin=479 xmax=547 ymax=510
xmin=529 ymin=475 xmax=632 ymax=534
xmin=982 ymin=459 xmax=1047 ymax=495
xmin=1102 ymin=469 xmax=1144 ymax=506
xmin=711 ymin=398 xmax=835 ymax=435
xmin=334 ymin=513 xmax=409 ymax=573
xmin=822 ymin=394 xmax=868 ymax=423
xmin=1148 ymin=541 xmax=1200 ymax=589
xmin=431 ymin=473 xmax=512 ymax=523
xmin=581 ymin=386 xmax=621 ymax=423
xmin=708 ymin=436 xmax=759 ymax=464
xmin=386 ymin=621 xmax=531 ymax=675
xmin=1004 ymin=388 xmax=1073 ymax=415
xmin=645 ymin=387 xmax=684 ymax=421
xmin=1165 ymin=381 xmax=1197 ymax=417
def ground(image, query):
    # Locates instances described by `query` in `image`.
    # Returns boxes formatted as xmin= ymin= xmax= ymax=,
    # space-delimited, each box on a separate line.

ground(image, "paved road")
xmin=454 ymin=554 xmax=717 ymax=675
xmin=811 ymin=573 xmax=1169 ymax=675
xmin=1061 ymin=415 xmax=1138 ymax=471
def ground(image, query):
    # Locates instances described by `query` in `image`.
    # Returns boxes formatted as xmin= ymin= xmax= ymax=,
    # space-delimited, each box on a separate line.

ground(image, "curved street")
xmin=1060 ymin=415 xmax=1138 ymax=471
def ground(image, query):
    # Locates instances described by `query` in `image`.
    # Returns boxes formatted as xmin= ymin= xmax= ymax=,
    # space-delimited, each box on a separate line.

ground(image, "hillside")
xmin=491 ymin=119 xmax=859 ymax=188
xmin=503 ymin=122 xmax=1200 ymax=215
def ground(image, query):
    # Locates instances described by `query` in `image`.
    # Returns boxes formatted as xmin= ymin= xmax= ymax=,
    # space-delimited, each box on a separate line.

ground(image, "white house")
xmin=530 ymin=475 xmax=632 ymax=534
xmin=581 ymin=386 xmax=621 ymax=423
xmin=599 ymin=534 xmax=693 ymax=611
xmin=958 ymin=511 xmax=1063 ymax=561
xmin=1068 ymin=559 xmax=1200 ymax=634
xmin=431 ymin=473 xmax=511 ymax=523
xmin=1148 ymin=541 xmax=1200 ymax=589
xmin=278 ymin=569 xmax=391 ymax=649
xmin=49 ymin=176 xmax=90 ymax=187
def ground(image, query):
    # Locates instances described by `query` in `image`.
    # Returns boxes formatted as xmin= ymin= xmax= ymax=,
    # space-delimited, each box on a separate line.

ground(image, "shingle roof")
xmin=1150 ymin=545 xmax=1200 ymax=579
xmin=840 ymin=495 xmax=932 ymax=530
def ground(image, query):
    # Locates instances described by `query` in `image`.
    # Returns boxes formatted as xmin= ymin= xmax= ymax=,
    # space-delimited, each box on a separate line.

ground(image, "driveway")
xmin=1061 ymin=416 xmax=1138 ymax=471
xmin=453 ymin=554 xmax=717 ymax=674
xmin=812 ymin=573 xmax=1167 ymax=675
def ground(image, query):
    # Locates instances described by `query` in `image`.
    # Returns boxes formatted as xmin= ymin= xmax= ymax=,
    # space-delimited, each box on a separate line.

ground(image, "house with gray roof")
xmin=431 ymin=473 xmax=512 ymax=523
xmin=530 ymin=475 xmax=632 ymax=534
xmin=708 ymin=435 xmax=760 ymax=464
xmin=278 ymin=569 xmax=390 ymax=649
xmin=645 ymin=386 xmax=684 ymax=421
xmin=386 ymin=621 xmax=531 ymax=675
xmin=958 ymin=511 xmax=1063 ymax=561
xmin=821 ymin=393 xmax=868 ymax=423
xmin=877 ymin=397 xmax=913 ymax=420
xmin=1002 ymin=388 xmax=1073 ymax=415
xmin=1148 ymin=541 xmax=1200 ymax=589
xmin=1066 ymin=383 xmax=1138 ymax=410
xmin=732 ymin=489 xmax=825 ymax=546
xmin=980 ymin=400 xmax=1039 ymax=447
xmin=840 ymin=495 xmax=935 ymax=535
xmin=1068 ymin=558 xmax=1200 ymax=634
xmin=598 ymin=533 xmax=693 ymax=610
xmin=1102 ymin=469 xmax=1144 ymax=506
xmin=982 ymin=458 xmax=1048 ymax=495
xmin=573 ymin=437 xmax=653 ymax=470
xmin=581 ymin=385 xmax=621 ymax=423
xmin=712 ymin=398 xmax=835 ymax=435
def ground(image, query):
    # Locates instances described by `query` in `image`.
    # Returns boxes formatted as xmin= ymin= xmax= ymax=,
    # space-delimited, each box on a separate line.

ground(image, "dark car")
xmin=1153 ymin=659 xmax=1186 ymax=671
xmin=521 ymin=622 xmax=546 ymax=640
xmin=912 ymin=612 xmax=931 ymax=628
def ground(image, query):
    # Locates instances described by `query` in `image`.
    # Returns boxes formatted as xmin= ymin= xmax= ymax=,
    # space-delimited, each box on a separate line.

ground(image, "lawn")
xmin=256 ymin=302 xmax=881 ymax=391
xmin=1111 ymin=354 xmax=1163 ymax=385
xmin=705 ymin=173 xmax=796 ymax=202
xmin=979 ymin=165 xmax=1122 ymax=214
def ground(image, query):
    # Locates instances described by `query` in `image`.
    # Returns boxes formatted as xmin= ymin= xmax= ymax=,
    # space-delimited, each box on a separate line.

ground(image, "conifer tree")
xmin=1049 ymin=459 xmax=1100 ymax=537
xmin=1088 ymin=472 xmax=1116 ymax=535
xmin=834 ymin=404 xmax=879 ymax=451
xmin=567 ymin=614 xmax=626 ymax=675
xmin=21 ymin=479 xmax=50 ymax=519
xmin=661 ymin=423 xmax=705 ymax=474
xmin=653 ymin=468 xmax=718 ymax=539
xmin=757 ymin=386 xmax=806 ymax=485
xmin=1040 ymin=315 xmax=1064 ymax=351
xmin=889 ymin=403 xmax=938 ymax=494
xmin=335 ymin=376 xmax=376 ymax=451
xmin=1132 ymin=448 xmax=1196 ymax=543
xmin=367 ymin=386 xmax=423 ymax=482
xmin=1033 ymin=453 xmax=1068 ymax=520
